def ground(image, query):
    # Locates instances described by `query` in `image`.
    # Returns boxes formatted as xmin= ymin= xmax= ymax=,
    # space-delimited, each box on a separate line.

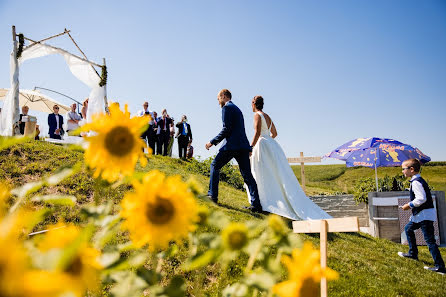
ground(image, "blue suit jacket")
xmin=48 ymin=113 xmax=64 ymax=136
xmin=210 ymin=101 xmax=251 ymax=152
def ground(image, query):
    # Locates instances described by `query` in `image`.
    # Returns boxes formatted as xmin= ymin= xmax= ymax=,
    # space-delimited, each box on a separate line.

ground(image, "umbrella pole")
xmin=374 ymin=152 xmax=379 ymax=192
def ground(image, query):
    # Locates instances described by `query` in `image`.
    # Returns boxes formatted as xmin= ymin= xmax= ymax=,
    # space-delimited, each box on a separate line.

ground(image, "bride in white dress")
xmin=247 ymin=96 xmax=331 ymax=220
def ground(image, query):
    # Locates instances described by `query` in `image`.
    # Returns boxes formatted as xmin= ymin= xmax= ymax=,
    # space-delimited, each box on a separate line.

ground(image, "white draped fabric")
xmin=0 ymin=42 xmax=105 ymax=136
xmin=0 ymin=41 xmax=20 ymax=136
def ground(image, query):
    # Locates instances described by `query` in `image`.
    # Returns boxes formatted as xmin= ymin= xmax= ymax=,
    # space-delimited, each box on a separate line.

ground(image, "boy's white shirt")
xmin=409 ymin=174 xmax=437 ymax=223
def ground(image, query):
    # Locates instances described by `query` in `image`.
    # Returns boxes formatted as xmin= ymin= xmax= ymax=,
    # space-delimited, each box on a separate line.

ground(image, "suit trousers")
xmin=405 ymin=220 xmax=445 ymax=268
xmin=178 ymin=135 xmax=189 ymax=159
xmin=146 ymin=125 xmax=156 ymax=153
xmin=208 ymin=150 xmax=261 ymax=209
xmin=158 ymin=130 xmax=169 ymax=156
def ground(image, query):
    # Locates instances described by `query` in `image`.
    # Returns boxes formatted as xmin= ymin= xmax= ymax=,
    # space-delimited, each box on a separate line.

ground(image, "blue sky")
xmin=1 ymin=0 xmax=445 ymax=161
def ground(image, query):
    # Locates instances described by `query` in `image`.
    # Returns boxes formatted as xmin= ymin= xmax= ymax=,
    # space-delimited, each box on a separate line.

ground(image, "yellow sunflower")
xmin=221 ymin=222 xmax=249 ymax=251
xmin=59 ymin=245 xmax=102 ymax=296
xmin=0 ymin=184 xmax=9 ymax=216
xmin=0 ymin=217 xmax=69 ymax=297
xmin=23 ymin=247 xmax=101 ymax=297
xmin=120 ymin=170 xmax=198 ymax=250
xmin=37 ymin=223 xmax=80 ymax=251
xmin=31 ymin=223 xmax=102 ymax=296
xmin=82 ymin=103 xmax=149 ymax=182
xmin=186 ymin=177 xmax=203 ymax=196
xmin=268 ymin=214 xmax=289 ymax=236
xmin=197 ymin=205 xmax=210 ymax=225
xmin=0 ymin=235 xmax=28 ymax=297
xmin=272 ymin=242 xmax=339 ymax=297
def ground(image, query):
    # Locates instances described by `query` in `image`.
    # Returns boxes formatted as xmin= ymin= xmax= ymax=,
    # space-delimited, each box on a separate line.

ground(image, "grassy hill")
xmin=1 ymin=141 xmax=445 ymax=296
xmin=290 ymin=164 xmax=446 ymax=196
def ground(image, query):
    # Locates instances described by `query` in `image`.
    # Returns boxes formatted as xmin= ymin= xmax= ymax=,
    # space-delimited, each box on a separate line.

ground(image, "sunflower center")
xmin=104 ymin=126 xmax=135 ymax=156
xmin=299 ymin=277 xmax=319 ymax=297
xmin=228 ymin=231 xmax=247 ymax=250
xmin=65 ymin=256 xmax=83 ymax=276
xmin=146 ymin=197 xmax=175 ymax=225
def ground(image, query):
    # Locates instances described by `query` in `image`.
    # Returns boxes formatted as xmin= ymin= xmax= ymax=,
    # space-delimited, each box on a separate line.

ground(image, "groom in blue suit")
xmin=205 ymin=89 xmax=262 ymax=212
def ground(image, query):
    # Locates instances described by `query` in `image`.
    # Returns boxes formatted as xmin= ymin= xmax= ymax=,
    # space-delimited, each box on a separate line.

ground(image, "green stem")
xmin=245 ymin=241 xmax=262 ymax=273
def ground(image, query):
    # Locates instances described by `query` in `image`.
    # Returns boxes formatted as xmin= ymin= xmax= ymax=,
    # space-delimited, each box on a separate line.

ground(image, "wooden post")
xmin=300 ymin=152 xmax=306 ymax=192
xmin=293 ymin=217 xmax=360 ymax=297
xmin=102 ymin=58 xmax=109 ymax=114
xmin=320 ymin=220 xmax=328 ymax=297
xmin=11 ymin=26 xmax=19 ymax=136
xmin=287 ymin=153 xmax=321 ymax=193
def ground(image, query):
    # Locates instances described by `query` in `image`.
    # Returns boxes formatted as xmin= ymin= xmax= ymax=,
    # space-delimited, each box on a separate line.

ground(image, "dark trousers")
xmin=49 ymin=134 xmax=61 ymax=140
xmin=178 ymin=135 xmax=189 ymax=159
xmin=146 ymin=125 xmax=156 ymax=153
xmin=155 ymin=134 xmax=162 ymax=155
xmin=158 ymin=131 xmax=169 ymax=156
xmin=208 ymin=150 xmax=261 ymax=209
xmin=140 ymin=130 xmax=148 ymax=152
xmin=405 ymin=220 xmax=445 ymax=268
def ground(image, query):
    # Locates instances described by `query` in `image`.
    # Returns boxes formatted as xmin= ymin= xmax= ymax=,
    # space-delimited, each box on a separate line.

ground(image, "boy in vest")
xmin=398 ymin=158 xmax=445 ymax=274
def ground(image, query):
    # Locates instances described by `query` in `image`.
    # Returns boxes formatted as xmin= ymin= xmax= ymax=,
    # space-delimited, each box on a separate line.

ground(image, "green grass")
xmin=291 ymin=164 xmax=446 ymax=195
xmin=1 ymin=140 xmax=446 ymax=296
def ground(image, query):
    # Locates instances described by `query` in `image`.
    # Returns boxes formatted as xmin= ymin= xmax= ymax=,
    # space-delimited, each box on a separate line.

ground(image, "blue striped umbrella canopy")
xmin=324 ymin=137 xmax=430 ymax=168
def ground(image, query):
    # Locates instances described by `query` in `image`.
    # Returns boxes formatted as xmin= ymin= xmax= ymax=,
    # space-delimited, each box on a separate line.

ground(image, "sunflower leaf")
xmin=163 ymin=276 xmax=186 ymax=297
xmin=31 ymin=194 xmax=76 ymax=206
xmin=136 ymin=267 xmax=160 ymax=286
xmin=100 ymin=252 xmax=121 ymax=268
xmin=109 ymin=271 xmax=147 ymax=297
xmin=222 ymin=283 xmax=249 ymax=297
xmin=244 ymin=272 xmax=277 ymax=290
xmin=183 ymin=249 xmax=218 ymax=271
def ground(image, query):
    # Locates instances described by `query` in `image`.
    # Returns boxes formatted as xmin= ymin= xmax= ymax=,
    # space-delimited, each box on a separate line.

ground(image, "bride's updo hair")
xmin=253 ymin=96 xmax=264 ymax=111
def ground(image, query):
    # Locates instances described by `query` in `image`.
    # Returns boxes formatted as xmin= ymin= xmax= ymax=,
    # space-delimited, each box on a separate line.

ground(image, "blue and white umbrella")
xmin=324 ymin=137 xmax=431 ymax=191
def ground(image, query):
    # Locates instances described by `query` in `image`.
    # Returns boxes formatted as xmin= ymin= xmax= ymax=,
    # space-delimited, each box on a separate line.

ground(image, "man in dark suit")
xmin=157 ymin=109 xmax=173 ymax=156
xmin=176 ymin=115 xmax=192 ymax=159
xmin=48 ymin=105 xmax=64 ymax=139
xmin=19 ymin=105 xmax=29 ymax=135
xmin=205 ymin=89 xmax=262 ymax=212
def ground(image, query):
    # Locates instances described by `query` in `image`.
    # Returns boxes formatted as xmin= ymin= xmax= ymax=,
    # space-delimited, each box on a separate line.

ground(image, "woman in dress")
xmin=248 ymin=95 xmax=331 ymax=220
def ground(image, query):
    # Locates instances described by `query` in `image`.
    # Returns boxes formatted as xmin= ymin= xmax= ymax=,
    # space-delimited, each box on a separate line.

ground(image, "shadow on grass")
xmin=217 ymin=202 xmax=266 ymax=218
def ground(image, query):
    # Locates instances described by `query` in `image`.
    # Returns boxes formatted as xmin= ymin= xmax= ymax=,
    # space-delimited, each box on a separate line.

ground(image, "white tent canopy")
xmin=0 ymin=27 xmax=107 ymax=136
xmin=0 ymin=88 xmax=70 ymax=114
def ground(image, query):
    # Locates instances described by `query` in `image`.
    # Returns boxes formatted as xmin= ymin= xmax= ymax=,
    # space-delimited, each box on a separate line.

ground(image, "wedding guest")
xmin=157 ymin=109 xmax=172 ymax=156
xmin=137 ymin=101 xmax=151 ymax=117
xmin=168 ymin=115 xmax=175 ymax=157
xmin=18 ymin=105 xmax=29 ymax=135
xmin=152 ymin=111 xmax=162 ymax=155
xmin=66 ymin=103 xmax=82 ymax=134
xmin=137 ymin=102 xmax=156 ymax=153
xmin=186 ymin=141 xmax=194 ymax=159
xmin=48 ymin=105 xmax=64 ymax=139
xmin=398 ymin=158 xmax=445 ymax=274
xmin=81 ymin=98 xmax=89 ymax=119
xmin=176 ymin=115 xmax=193 ymax=159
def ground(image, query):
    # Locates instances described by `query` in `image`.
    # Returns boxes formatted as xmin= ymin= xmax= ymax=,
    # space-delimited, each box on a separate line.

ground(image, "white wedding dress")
xmin=248 ymin=112 xmax=332 ymax=221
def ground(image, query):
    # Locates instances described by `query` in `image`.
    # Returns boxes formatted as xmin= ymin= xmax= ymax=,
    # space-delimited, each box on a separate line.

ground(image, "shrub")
xmin=187 ymin=156 xmax=245 ymax=190
xmin=424 ymin=161 xmax=446 ymax=166
xmin=353 ymin=174 xmax=410 ymax=204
